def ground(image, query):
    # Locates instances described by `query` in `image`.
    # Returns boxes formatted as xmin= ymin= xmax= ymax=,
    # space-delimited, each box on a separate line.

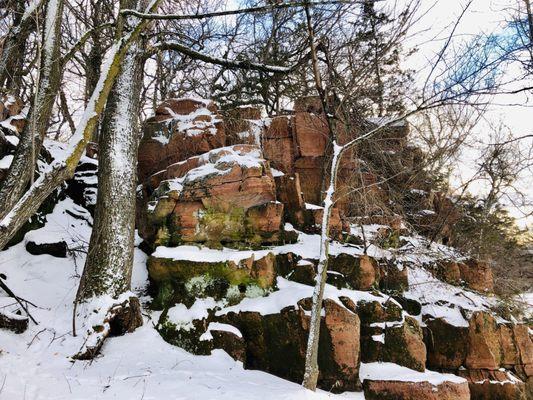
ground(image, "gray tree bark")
xmin=0 ymin=0 xmax=64 ymax=221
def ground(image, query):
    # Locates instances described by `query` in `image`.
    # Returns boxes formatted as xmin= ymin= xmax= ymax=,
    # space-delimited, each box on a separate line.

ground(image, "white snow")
xmin=359 ymin=362 xmax=466 ymax=385
xmin=218 ymin=278 xmax=385 ymax=316
xmin=0 ymin=204 xmax=360 ymax=400
xmin=200 ymin=322 xmax=242 ymax=341
xmin=0 ymin=154 xmax=14 ymax=169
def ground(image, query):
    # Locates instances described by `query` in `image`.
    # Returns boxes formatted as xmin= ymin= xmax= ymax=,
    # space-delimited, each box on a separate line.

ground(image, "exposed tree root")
xmin=73 ymin=296 xmax=142 ymax=360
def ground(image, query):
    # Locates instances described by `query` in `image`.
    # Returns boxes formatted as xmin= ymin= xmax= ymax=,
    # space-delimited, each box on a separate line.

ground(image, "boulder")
xmin=383 ymin=317 xmax=427 ymax=372
xmin=424 ymin=317 xmax=468 ymax=370
xmin=458 ymin=259 xmax=494 ymax=293
xmin=363 ymin=379 xmax=470 ymax=400
xmin=328 ymin=254 xmax=379 ymax=290
xmin=139 ymin=145 xmax=282 ymax=247
xmin=148 ymin=252 xmax=276 ymax=308
xmin=458 ymin=369 xmax=527 ymax=400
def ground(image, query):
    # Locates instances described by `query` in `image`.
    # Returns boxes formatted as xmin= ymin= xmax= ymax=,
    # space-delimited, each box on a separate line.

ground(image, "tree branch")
xmin=121 ymin=0 xmax=353 ymax=21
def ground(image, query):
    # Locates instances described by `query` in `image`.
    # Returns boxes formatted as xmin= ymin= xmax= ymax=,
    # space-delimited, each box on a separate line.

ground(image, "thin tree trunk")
xmin=0 ymin=0 xmax=64 ymax=221
xmin=0 ymin=0 xmax=43 ymax=91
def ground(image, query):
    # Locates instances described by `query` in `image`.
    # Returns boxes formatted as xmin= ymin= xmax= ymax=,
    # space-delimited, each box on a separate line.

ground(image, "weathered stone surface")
xmin=458 ymin=259 xmax=494 ymax=293
xmin=328 ymin=254 xmax=379 ymax=290
xmin=383 ymin=317 xmax=426 ymax=372
xmin=293 ymin=112 xmax=329 ymax=157
xmin=139 ymin=145 xmax=281 ymax=247
xmin=220 ymin=298 xmax=360 ymax=392
xmin=378 ymin=260 xmax=409 ymax=293
xmin=466 ymin=311 xmax=502 ymax=370
xmin=138 ymin=98 xmax=225 ymax=180
xmin=424 ymin=317 xmax=468 ymax=370
xmin=211 ymin=330 xmax=246 ymax=362
xmin=148 ymin=253 xmax=276 ymax=308
xmin=458 ymin=369 xmax=527 ymax=400
xmin=275 ymin=174 xmax=305 ymax=226
xmin=294 ymin=156 xmax=324 ymax=205
xmin=363 ymin=379 xmax=470 ymax=400
xmin=434 ymin=260 xmax=462 ymax=285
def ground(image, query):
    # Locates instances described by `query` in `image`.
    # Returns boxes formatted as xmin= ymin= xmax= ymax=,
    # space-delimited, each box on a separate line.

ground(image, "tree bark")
xmin=0 ymin=0 xmax=43 ymax=91
xmin=0 ymin=0 xmax=64 ymax=221
xmin=76 ymin=40 xmax=144 ymax=300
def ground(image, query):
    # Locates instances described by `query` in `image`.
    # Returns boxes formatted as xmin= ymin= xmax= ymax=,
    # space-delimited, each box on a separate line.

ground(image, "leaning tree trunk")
xmin=0 ymin=0 xmax=42 ymax=91
xmin=0 ymin=0 xmax=64 ymax=221
xmin=73 ymin=0 xmax=149 ymax=359
xmin=0 ymin=0 xmax=161 ymax=251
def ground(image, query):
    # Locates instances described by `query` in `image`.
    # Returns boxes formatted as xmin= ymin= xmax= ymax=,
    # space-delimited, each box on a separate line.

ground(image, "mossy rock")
xmin=383 ymin=317 xmax=426 ymax=372
xmin=423 ymin=317 xmax=468 ymax=369
xmin=357 ymin=300 xmax=403 ymax=324
xmin=148 ymin=255 xmax=274 ymax=309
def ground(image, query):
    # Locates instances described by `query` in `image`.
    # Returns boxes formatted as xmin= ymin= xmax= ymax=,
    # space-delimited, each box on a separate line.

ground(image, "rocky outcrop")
xmin=138 ymin=145 xmax=283 ymax=248
xmin=457 ymin=369 xmax=528 ymax=400
xmin=219 ymin=298 xmax=361 ymax=392
xmin=363 ymin=379 xmax=471 ymax=400
xmin=133 ymin=96 xmax=532 ymax=399
xmin=138 ymin=98 xmax=225 ymax=181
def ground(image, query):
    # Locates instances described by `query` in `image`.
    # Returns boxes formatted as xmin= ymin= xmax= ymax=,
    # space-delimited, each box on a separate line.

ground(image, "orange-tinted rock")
xmin=434 ymin=260 xmax=462 ymax=285
xmin=424 ymin=318 xmax=468 ymax=369
xmin=329 ymin=254 xmax=379 ymax=291
xmin=322 ymin=299 xmax=360 ymax=386
xmin=263 ymin=137 xmax=296 ymax=174
xmin=458 ymin=259 xmax=494 ymax=293
xmin=221 ymin=298 xmax=360 ymax=392
xmin=363 ymin=379 xmax=470 ymax=400
xmin=466 ymin=311 xmax=502 ymax=370
xmin=294 ymin=156 xmax=324 ymax=205
xmin=138 ymin=98 xmax=226 ymax=180
xmin=140 ymin=145 xmax=282 ymax=246
xmin=384 ymin=317 xmax=427 ymax=372
xmin=511 ymin=324 xmax=533 ymax=379
xmin=304 ymin=205 xmax=344 ymax=239
xmin=293 ymin=112 xmax=329 ymax=157
xmin=458 ymin=369 xmax=527 ymax=400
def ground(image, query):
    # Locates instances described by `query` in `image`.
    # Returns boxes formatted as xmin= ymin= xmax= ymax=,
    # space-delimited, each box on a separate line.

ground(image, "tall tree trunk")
xmin=0 ymin=0 xmax=64 ymax=221
xmin=73 ymin=0 xmax=148 ymax=359
xmin=0 ymin=0 xmax=42 ymax=92
xmin=76 ymin=43 xmax=144 ymax=300
xmin=0 ymin=0 xmax=161 ymax=251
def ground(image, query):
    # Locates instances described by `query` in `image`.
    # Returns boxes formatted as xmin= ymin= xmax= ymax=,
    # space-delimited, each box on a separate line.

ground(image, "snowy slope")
xmin=0 ymin=200 xmax=364 ymax=400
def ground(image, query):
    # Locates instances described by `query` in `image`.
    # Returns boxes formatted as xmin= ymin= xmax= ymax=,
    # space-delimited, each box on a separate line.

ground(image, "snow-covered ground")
xmin=0 ymin=194 xmax=495 ymax=399
xmin=0 ymin=199 xmax=365 ymax=400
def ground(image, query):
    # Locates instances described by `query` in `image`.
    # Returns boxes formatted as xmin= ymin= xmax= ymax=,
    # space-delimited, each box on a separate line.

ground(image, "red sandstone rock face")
xmin=458 ymin=259 xmax=494 ymax=293
xmin=458 ymin=369 xmax=528 ymax=400
xmin=363 ymin=379 xmax=471 ymax=400
xmin=139 ymin=145 xmax=281 ymax=247
xmin=466 ymin=312 xmax=502 ymax=370
xmin=220 ymin=298 xmax=361 ymax=392
xmin=138 ymin=98 xmax=226 ymax=181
